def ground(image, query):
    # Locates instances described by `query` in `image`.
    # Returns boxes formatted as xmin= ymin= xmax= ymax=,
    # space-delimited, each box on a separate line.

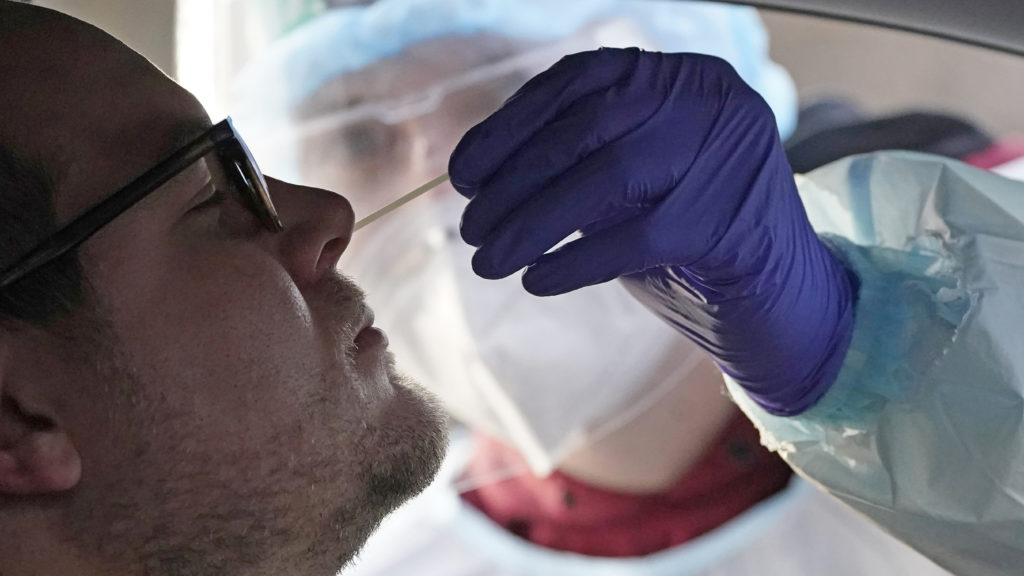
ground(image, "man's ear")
xmin=0 ymin=336 xmax=82 ymax=495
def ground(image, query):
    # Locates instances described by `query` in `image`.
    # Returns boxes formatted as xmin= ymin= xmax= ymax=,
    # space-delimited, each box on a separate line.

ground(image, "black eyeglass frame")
xmin=0 ymin=118 xmax=284 ymax=289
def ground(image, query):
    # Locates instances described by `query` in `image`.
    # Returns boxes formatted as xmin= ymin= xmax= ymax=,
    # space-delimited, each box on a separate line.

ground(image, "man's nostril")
xmin=318 ymin=237 xmax=350 ymax=274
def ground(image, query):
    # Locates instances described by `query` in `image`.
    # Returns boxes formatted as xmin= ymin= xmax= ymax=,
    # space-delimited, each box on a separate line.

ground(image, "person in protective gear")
xmin=450 ymin=46 xmax=1024 ymax=576
xmin=229 ymin=1 xmax=953 ymax=574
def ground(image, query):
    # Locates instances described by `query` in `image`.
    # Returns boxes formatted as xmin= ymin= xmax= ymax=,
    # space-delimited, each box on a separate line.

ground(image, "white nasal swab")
xmin=353 ymin=173 xmax=451 ymax=231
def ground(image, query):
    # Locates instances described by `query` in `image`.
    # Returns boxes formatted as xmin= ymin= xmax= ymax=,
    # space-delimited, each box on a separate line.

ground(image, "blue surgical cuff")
xmin=724 ymin=234 xmax=970 ymax=493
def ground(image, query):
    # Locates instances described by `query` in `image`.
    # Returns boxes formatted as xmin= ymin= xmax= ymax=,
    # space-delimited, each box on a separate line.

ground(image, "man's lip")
xmin=355 ymin=326 xmax=388 ymax=350
xmin=357 ymin=306 xmax=375 ymax=333
xmin=354 ymin=306 xmax=388 ymax=350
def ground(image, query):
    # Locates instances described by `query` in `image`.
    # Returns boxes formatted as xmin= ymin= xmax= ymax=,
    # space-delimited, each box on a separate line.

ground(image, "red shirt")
xmin=460 ymin=414 xmax=792 ymax=558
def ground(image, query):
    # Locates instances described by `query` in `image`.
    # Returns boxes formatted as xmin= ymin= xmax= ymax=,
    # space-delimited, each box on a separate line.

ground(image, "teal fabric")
xmin=726 ymin=151 xmax=1024 ymax=576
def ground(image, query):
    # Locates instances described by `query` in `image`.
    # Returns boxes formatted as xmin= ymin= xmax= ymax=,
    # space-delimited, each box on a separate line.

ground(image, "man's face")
xmin=0 ymin=7 xmax=446 ymax=576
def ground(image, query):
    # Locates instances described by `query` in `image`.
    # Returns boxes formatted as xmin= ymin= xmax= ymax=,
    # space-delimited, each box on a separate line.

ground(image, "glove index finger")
xmin=448 ymin=47 xmax=641 ymax=196
xmin=521 ymin=215 xmax=655 ymax=296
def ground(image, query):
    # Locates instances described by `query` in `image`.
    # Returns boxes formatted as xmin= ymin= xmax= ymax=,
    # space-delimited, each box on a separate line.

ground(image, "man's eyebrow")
xmin=152 ymin=117 xmax=215 ymax=207
xmin=166 ymin=117 xmax=215 ymax=152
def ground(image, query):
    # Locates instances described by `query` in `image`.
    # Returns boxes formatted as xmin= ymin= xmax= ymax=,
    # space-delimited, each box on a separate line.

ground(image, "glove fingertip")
xmin=448 ymin=160 xmax=483 ymax=200
xmin=459 ymin=210 xmax=487 ymax=248
xmin=471 ymin=248 xmax=508 ymax=281
xmin=448 ymin=126 xmax=495 ymax=193
xmin=522 ymin=266 xmax=572 ymax=297
xmin=450 ymin=180 xmax=479 ymax=201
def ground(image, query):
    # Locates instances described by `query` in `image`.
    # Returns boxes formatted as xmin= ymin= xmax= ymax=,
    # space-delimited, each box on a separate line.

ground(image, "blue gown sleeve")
xmin=723 ymin=151 xmax=1024 ymax=576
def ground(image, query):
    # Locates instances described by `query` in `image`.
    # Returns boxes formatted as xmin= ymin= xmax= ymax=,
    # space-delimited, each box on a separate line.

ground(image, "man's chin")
xmin=365 ymin=372 xmax=449 ymax=513
xmin=317 ymin=373 xmax=449 ymax=574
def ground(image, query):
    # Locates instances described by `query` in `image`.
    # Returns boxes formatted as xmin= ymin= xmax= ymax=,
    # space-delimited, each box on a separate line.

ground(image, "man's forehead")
xmin=0 ymin=4 xmax=214 ymax=220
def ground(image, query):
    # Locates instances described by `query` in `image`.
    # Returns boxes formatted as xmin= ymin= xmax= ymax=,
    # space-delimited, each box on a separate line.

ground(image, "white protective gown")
xmin=726 ymin=151 xmax=1024 ymax=576
xmin=345 ymin=433 xmax=950 ymax=576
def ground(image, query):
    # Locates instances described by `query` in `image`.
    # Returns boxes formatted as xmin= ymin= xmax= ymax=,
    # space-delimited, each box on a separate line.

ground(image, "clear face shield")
xmin=195 ymin=0 xmax=795 ymax=478
xmin=224 ymin=19 xmax=707 ymax=477
xmin=235 ymin=18 xmax=651 ymax=217
xmin=286 ymin=39 xmax=569 ymax=218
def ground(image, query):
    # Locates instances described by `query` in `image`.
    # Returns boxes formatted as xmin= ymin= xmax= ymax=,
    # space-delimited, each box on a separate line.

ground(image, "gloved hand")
xmin=448 ymin=48 xmax=857 ymax=416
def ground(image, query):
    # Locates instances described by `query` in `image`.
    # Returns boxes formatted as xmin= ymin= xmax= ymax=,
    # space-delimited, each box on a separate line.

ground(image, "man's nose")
xmin=264 ymin=176 xmax=355 ymax=287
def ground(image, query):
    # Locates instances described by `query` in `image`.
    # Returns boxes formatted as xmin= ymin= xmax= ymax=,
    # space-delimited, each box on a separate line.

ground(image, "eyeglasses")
xmin=0 ymin=118 xmax=284 ymax=289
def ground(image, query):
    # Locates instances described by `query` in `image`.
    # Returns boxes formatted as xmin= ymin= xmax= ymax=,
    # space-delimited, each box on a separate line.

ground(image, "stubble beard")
xmin=57 ymin=283 xmax=448 ymax=576
xmin=326 ymin=369 xmax=449 ymax=572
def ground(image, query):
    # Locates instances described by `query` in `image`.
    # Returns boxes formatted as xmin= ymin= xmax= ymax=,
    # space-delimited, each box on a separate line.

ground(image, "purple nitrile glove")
xmin=448 ymin=48 xmax=856 ymax=416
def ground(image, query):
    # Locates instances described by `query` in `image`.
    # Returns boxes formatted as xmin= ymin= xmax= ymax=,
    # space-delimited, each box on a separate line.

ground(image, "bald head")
xmin=0 ymin=1 xmax=111 ymax=324
xmin=1 ymin=1 xmax=210 ymax=323
xmin=1 ymin=1 xmax=209 ymax=217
